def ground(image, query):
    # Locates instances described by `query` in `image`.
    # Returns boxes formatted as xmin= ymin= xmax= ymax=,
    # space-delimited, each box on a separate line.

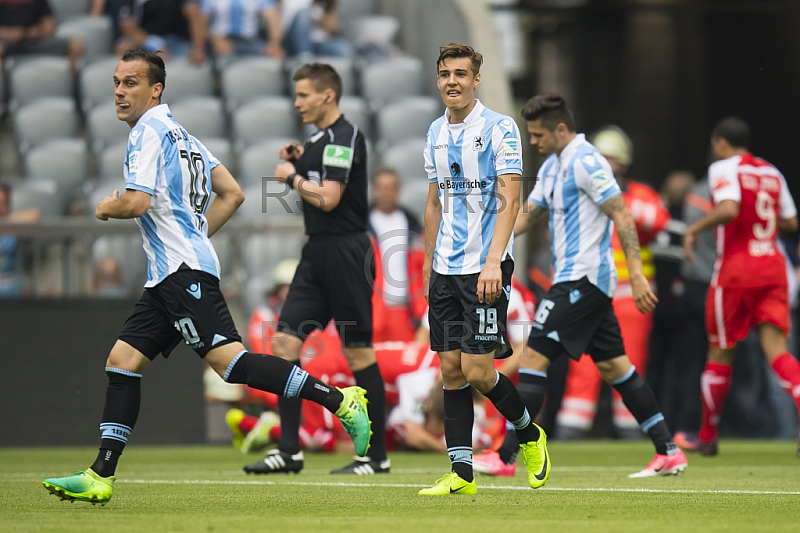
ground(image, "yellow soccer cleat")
xmin=335 ymin=386 xmax=372 ymax=457
xmin=418 ymin=471 xmax=477 ymax=496
xmin=520 ymin=424 xmax=551 ymax=489
xmin=43 ymin=469 xmax=115 ymax=506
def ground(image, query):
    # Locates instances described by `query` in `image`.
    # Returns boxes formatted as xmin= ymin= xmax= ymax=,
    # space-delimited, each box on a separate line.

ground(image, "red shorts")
xmin=705 ymin=284 xmax=790 ymax=349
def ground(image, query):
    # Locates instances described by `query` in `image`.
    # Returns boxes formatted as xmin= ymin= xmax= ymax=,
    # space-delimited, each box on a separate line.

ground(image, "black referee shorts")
xmin=527 ymin=276 xmax=625 ymax=362
xmin=428 ymin=259 xmax=514 ymax=358
xmin=119 ymin=267 xmax=241 ymax=359
xmin=277 ymin=232 xmax=374 ymax=348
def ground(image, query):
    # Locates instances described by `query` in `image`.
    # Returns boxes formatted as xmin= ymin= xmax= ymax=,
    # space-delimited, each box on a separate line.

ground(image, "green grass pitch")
xmin=2 ymin=440 xmax=799 ymax=532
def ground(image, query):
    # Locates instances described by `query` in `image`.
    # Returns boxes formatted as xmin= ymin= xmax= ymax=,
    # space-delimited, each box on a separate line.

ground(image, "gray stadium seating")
xmin=49 ymin=0 xmax=92 ymax=22
xmin=97 ymin=142 xmax=127 ymax=180
xmin=79 ymin=56 xmax=119 ymax=112
xmin=161 ymin=59 xmax=215 ymax=104
xmin=376 ymin=96 xmax=440 ymax=148
xmin=301 ymin=95 xmax=373 ymax=139
xmin=87 ymin=103 xmax=131 ymax=155
xmin=56 ymin=16 xmax=113 ymax=59
xmin=13 ymin=97 xmax=79 ymax=154
xmin=200 ymin=137 xmax=235 ymax=175
xmin=398 ymin=178 xmax=431 ymax=221
xmin=380 ymin=138 xmax=426 ymax=183
xmin=24 ymin=139 xmax=89 ymax=189
xmin=238 ymin=137 xmax=296 ymax=188
xmin=237 ymin=182 xmax=303 ymax=221
xmin=221 ymin=57 xmax=285 ymax=112
xmin=171 ymin=97 xmax=227 ymax=141
xmin=339 ymin=0 xmax=376 ymax=19
xmin=284 ymin=56 xmax=356 ymax=96
xmin=231 ymin=97 xmax=298 ymax=150
xmin=10 ymin=178 xmax=64 ymax=217
xmin=361 ymin=57 xmax=424 ymax=106
xmin=341 ymin=15 xmax=399 ymax=50
xmin=91 ymin=235 xmax=147 ymax=293
xmin=8 ymin=56 xmax=74 ymax=111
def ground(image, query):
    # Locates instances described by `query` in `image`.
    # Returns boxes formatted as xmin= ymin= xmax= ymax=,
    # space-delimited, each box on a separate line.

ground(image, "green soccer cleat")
xmin=418 ymin=471 xmax=477 ymax=496
xmin=226 ymin=408 xmax=246 ymax=450
xmin=240 ymin=411 xmax=280 ymax=454
xmin=42 ymin=469 xmax=114 ymax=506
xmin=520 ymin=424 xmax=551 ymax=489
xmin=335 ymin=386 xmax=372 ymax=457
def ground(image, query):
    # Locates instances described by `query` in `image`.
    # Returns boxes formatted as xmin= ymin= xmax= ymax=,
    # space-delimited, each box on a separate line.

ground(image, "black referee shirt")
xmin=294 ymin=114 xmax=368 ymax=236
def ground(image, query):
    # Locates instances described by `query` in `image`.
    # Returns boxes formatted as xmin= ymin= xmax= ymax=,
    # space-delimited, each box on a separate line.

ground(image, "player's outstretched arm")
xmin=423 ymin=182 xmax=442 ymax=302
xmin=600 ymin=194 xmax=657 ymax=313
xmin=682 ymin=199 xmax=739 ymax=262
xmin=206 ymin=164 xmax=245 ymax=237
xmin=96 ymin=189 xmax=151 ymax=221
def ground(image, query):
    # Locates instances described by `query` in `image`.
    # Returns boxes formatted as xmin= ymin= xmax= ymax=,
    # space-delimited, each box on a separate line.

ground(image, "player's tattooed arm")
xmin=514 ymin=201 xmax=547 ymax=236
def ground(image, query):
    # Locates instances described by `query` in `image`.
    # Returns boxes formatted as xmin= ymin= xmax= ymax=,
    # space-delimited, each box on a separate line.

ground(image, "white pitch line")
xmin=110 ymin=479 xmax=800 ymax=495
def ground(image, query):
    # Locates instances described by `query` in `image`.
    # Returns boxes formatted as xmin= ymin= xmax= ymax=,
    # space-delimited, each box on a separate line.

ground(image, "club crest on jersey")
xmin=473 ymin=135 xmax=486 ymax=151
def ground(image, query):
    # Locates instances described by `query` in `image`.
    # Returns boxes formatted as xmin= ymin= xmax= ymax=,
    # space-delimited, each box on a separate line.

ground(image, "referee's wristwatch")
xmin=285 ymin=173 xmax=299 ymax=189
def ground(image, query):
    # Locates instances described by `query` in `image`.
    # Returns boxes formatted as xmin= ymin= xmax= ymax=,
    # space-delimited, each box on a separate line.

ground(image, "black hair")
xmin=521 ymin=93 xmax=575 ymax=132
xmin=712 ymin=116 xmax=751 ymax=150
xmin=121 ymin=49 xmax=166 ymax=91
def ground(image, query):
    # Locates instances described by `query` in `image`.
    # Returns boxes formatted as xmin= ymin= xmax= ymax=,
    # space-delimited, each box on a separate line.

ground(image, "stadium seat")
xmin=24 ymin=139 xmax=89 ymax=190
xmin=79 ymin=55 xmax=119 ymax=112
xmin=8 ymin=56 xmax=74 ymax=111
xmin=170 ymin=97 xmax=227 ymax=141
xmin=200 ymin=137 xmax=235 ymax=175
xmin=231 ymin=97 xmax=298 ymax=151
xmin=97 ymin=142 xmax=127 ymax=180
xmin=161 ymin=58 xmax=215 ymax=104
xmin=238 ymin=137 xmax=296 ymax=188
xmin=380 ymin=138 xmax=426 ymax=183
xmin=221 ymin=57 xmax=285 ymax=112
xmin=398 ymin=178 xmax=430 ymax=221
xmin=49 ymin=0 xmax=92 ymax=22
xmin=13 ymin=97 xmax=79 ymax=154
xmin=240 ymin=232 xmax=304 ymax=283
xmin=10 ymin=178 xmax=64 ymax=217
xmin=284 ymin=56 xmax=356 ymax=96
xmin=86 ymin=103 xmax=131 ymax=154
xmin=339 ymin=0 xmax=376 ymax=19
xmin=361 ymin=57 xmax=424 ymax=107
xmin=341 ymin=15 xmax=399 ymax=50
xmin=376 ymin=96 xmax=440 ymax=148
xmin=237 ymin=182 xmax=303 ymax=221
xmin=56 ymin=16 xmax=113 ymax=59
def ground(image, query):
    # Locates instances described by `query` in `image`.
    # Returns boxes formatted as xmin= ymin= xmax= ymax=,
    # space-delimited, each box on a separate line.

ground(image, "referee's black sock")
xmin=444 ymin=385 xmax=474 ymax=482
xmin=90 ymin=368 xmax=141 ymax=478
xmin=353 ymin=362 xmax=387 ymax=462
xmin=612 ymin=367 xmax=675 ymax=456
xmin=481 ymin=371 xmax=540 ymax=445
xmin=498 ymin=369 xmax=548 ymax=464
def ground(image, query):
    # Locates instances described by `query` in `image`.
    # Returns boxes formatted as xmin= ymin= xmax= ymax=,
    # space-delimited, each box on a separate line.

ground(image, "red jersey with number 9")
xmin=708 ymin=153 xmax=797 ymax=289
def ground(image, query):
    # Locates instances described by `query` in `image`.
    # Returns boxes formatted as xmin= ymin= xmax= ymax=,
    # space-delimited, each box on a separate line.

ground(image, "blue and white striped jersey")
xmin=423 ymin=100 xmax=523 ymax=275
xmin=201 ymin=0 xmax=275 ymax=40
xmin=528 ymin=134 xmax=622 ymax=297
xmin=124 ymin=104 xmax=221 ymax=287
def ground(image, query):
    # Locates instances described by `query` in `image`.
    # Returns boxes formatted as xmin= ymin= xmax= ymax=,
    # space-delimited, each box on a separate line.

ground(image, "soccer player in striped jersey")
xmin=678 ymin=117 xmax=800 ymax=457
xmin=42 ymin=50 xmax=371 ymax=506
xmin=418 ymin=43 xmax=550 ymax=496
xmin=513 ymin=93 xmax=688 ymax=478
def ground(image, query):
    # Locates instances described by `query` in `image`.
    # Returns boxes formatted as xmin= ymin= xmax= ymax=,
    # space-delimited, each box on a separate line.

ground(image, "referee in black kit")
xmin=244 ymin=63 xmax=390 ymax=475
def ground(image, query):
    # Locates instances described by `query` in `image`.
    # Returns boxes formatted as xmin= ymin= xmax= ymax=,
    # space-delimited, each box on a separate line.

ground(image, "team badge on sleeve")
xmin=128 ymin=151 xmax=141 ymax=172
xmin=322 ymin=145 xmax=353 ymax=169
xmin=502 ymin=138 xmax=520 ymax=159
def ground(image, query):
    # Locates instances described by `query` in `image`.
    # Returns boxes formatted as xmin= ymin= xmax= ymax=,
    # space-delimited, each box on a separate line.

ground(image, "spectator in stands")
xmin=368 ymin=168 xmax=425 ymax=343
xmin=91 ymin=0 xmax=126 ymax=40
xmin=281 ymin=0 xmax=353 ymax=58
xmin=200 ymin=0 xmax=285 ymax=60
xmin=114 ymin=0 xmax=207 ymax=64
xmin=0 ymin=183 xmax=41 ymax=297
xmin=0 ymin=0 xmax=86 ymax=71
xmin=91 ymin=256 xmax=128 ymax=298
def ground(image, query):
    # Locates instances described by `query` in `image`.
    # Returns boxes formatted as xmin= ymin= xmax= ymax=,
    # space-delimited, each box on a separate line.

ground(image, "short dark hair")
xmin=437 ymin=43 xmax=483 ymax=75
xmin=712 ymin=116 xmax=751 ymax=150
xmin=293 ymin=63 xmax=342 ymax=103
xmin=121 ymin=49 xmax=166 ymax=90
xmin=521 ymin=93 xmax=575 ymax=132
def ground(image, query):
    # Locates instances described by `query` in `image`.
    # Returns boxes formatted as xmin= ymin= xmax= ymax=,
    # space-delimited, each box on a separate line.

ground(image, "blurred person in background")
xmin=553 ymin=126 xmax=670 ymax=440
xmin=368 ymin=168 xmax=425 ymax=343
xmin=0 ymin=183 xmax=41 ymax=297
xmin=199 ymin=0 xmax=285 ymax=59
xmin=91 ymin=256 xmax=128 ymax=298
xmin=114 ymin=0 xmax=207 ymax=63
xmin=281 ymin=0 xmax=353 ymax=58
xmin=679 ymin=117 xmax=800 ymax=457
xmin=0 ymin=0 xmax=85 ymax=70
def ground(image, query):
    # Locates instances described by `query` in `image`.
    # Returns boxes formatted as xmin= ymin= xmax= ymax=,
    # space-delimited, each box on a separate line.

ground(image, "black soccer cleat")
xmin=244 ymin=449 xmax=304 ymax=474
xmin=330 ymin=456 xmax=391 ymax=475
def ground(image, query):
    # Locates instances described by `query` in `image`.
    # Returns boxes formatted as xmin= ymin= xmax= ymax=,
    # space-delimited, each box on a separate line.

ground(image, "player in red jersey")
xmin=555 ymin=126 xmax=670 ymax=439
xmin=680 ymin=117 xmax=800 ymax=456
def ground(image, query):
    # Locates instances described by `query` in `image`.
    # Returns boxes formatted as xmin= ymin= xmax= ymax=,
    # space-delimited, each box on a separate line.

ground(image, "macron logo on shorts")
xmin=186 ymin=282 xmax=202 ymax=300
xmin=569 ymin=289 xmax=581 ymax=304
